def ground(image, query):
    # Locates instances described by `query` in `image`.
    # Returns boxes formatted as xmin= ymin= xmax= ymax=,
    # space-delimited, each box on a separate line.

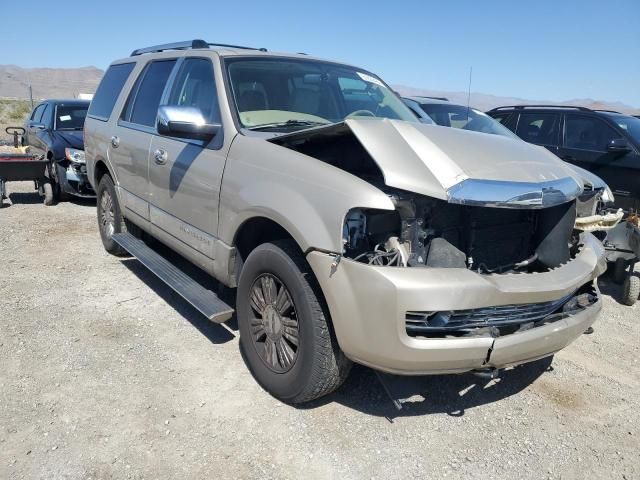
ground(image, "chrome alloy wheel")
xmin=249 ymin=274 xmax=300 ymax=373
xmin=99 ymin=189 xmax=115 ymax=239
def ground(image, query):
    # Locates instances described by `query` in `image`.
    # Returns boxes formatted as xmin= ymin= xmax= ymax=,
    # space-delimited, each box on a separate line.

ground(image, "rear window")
xmin=88 ymin=63 xmax=135 ymax=121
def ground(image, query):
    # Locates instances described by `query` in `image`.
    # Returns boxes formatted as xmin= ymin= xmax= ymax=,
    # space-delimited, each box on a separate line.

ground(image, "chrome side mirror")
xmin=156 ymin=105 xmax=220 ymax=141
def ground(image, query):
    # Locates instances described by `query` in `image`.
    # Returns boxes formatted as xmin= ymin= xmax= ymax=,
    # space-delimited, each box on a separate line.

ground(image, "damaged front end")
xmin=272 ymin=118 xmax=605 ymax=373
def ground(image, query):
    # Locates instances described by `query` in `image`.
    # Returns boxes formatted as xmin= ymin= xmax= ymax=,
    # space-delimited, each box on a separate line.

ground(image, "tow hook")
xmin=472 ymin=368 xmax=500 ymax=379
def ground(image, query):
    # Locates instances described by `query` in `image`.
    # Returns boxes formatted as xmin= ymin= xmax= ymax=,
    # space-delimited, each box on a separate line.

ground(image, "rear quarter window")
xmin=88 ymin=63 xmax=135 ymax=121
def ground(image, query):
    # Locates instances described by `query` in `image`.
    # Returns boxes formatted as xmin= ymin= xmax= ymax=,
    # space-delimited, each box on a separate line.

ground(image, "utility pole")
xmin=28 ymin=85 xmax=34 ymax=109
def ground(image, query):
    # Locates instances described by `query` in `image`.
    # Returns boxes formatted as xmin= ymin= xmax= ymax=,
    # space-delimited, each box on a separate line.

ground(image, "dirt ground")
xmin=1 ymin=181 xmax=639 ymax=480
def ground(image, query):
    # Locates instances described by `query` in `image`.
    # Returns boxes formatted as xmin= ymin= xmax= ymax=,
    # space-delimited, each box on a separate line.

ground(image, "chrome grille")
xmin=406 ymin=292 xmax=576 ymax=335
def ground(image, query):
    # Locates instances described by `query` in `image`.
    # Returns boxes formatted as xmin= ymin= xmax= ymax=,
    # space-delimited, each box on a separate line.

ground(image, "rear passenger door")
xmin=112 ymin=59 xmax=177 ymax=222
xmin=147 ymin=57 xmax=226 ymax=260
xmin=560 ymin=114 xmax=637 ymax=209
xmin=514 ymin=112 xmax=561 ymax=155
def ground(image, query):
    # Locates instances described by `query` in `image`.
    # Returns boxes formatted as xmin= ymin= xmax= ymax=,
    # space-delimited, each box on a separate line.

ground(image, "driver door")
xmin=148 ymin=57 xmax=228 ymax=260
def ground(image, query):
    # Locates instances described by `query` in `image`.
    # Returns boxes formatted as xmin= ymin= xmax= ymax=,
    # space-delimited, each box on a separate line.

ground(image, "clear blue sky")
xmin=4 ymin=0 xmax=639 ymax=106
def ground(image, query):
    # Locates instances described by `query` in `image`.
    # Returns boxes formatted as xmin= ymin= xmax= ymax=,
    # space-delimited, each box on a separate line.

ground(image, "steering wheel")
xmin=346 ymin=110 xmax=376 ymax=119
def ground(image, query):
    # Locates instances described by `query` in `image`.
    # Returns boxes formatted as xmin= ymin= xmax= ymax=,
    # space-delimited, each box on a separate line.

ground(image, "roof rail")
xmin=592 ymin=109 xmax=621 ymax=114
xmin=489 ymin=105 xmax=591 ymax=112
xmin=130 ymin=39 xmax=267 ymax=56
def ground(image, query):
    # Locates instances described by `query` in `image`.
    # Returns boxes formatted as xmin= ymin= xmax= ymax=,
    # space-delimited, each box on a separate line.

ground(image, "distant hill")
xmin=0 ymin=65 xmax=103 ymax=100
xmin=394 ymin=85 xmax=640 ymax=115
xmin=1 ymin=64 xmax=637 ymax=115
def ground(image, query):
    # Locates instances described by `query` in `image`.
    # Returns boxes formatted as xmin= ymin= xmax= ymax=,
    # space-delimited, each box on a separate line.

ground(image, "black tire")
xmin=613 ymin=257 xmax=628 ymax=284
xmin=52 ymin=164 xmax=70 ymax=202
xmin=96 ymin=174 xmax=127 ymax=256
xmin=622 ymin=274 xmax=640 ymax=306
xmin=43 ymin=182 xmax=54 ymax=206
xmin=237 ymin=240 xmax=352 ymax=403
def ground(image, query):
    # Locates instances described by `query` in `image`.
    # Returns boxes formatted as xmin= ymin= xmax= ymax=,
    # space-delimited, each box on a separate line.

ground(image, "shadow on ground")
xmin=5 ymin=191 xmax=96 ymax=208
xmin=298 ymin=357 xmax=553 ymax=419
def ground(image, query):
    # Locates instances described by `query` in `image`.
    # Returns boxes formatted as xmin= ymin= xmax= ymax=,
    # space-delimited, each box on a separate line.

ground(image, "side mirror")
xmin=157 ymin=105 xmax=220 ymax=141
xmin=607 ymin=138 xmax=631 ymax=153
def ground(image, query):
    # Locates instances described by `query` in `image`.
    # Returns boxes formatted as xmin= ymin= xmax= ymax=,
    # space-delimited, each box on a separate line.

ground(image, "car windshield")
xmin=225 ymin=58 xmax=418 ymax=131
xmin=419 ymin=103 xmax=518 ymax=138
xmin=603 ymin=113 xmax=640 ymax=144
xmin=55 ymin=105 xmax=88 ymax=130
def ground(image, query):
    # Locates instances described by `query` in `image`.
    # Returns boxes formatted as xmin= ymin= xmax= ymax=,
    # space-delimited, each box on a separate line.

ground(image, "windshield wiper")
xmin=247 ymin=119 xmax=329 ymax=131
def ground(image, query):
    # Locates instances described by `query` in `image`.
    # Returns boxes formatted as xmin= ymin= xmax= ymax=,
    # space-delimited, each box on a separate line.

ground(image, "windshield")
xmin=55 ymin=105 xmax=88 ymax=130
xmin=225 ymin=58 xmax=418 ymax=131
xmin=419 ymin=103 xmax=518 ymax=138
xmin=604 ymin=113 xmax=640 ymax=144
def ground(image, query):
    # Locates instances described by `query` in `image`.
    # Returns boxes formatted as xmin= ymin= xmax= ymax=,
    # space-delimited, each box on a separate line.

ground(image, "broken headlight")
xmin=65 ymin=148 xmax=85 ymax=164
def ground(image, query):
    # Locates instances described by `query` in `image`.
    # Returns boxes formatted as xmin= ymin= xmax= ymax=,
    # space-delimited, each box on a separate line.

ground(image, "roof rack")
xmin=130 ymin=39 xmax=267 ymax=56
xmin=592 ymin=109 xmax=621 ymax=114
xmin=489 ymin=105 xmax=591 ymax=112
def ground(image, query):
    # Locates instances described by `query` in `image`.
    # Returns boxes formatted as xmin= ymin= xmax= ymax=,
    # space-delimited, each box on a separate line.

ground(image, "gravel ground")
xmin=1 ymin=181 xmax=639 ymax=480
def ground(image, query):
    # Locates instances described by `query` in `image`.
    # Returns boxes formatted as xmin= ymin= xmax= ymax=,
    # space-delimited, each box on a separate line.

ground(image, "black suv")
xmin=486 ymin=106 xmax=640 ymax=212
xmin=24 ymin=99 xmax=94 ymax=200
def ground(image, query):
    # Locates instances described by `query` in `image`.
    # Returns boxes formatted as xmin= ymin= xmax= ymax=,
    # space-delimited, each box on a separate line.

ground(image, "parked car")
xmin=402 ymin=97 xmax=618 ymax=220
xmin=24 ymin=99 xmax=94 ymax=201
xmin=486 ymin=106 xmax=640 ymax=212
xmin=85 ymin=40 xmax=606 ymax=404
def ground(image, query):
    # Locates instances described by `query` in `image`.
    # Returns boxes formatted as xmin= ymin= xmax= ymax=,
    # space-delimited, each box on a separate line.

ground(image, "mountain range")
xmin=1 ymin=65 xmax=638 ymax=115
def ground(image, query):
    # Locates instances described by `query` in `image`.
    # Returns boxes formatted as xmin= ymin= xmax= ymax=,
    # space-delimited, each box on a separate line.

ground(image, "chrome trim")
xmin=447 ymin=177 xmax=582 ymax=209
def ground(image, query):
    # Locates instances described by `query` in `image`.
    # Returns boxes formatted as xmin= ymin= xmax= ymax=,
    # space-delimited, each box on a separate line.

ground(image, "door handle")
xmin=154 ymin=149 xmax=168 ymax=165
xmin=111 ymin=136 xmax=120 ymax=148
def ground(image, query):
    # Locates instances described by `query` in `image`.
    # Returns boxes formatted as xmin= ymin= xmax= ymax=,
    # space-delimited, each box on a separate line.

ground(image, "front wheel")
xmin=237 ymin=240 xmax=351 ymax=403
xmin=622 ymin=273 xmax=639 ymax=306
xmin=96 ymin=175 xmax=127 ymax=256
xmin=43 ymin=182 xmax=54 ymax=206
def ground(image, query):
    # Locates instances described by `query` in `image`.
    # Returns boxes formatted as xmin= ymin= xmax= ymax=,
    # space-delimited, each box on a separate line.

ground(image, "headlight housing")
xmin=65 ymin=148 xmax=85 ymax=164
xmin=601 ymin=185 xmax=615 ymax=204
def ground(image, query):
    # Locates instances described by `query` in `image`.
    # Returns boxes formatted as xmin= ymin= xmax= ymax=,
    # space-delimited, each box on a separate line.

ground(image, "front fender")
xmin=218 ymin=135 xmax=395 ymax=253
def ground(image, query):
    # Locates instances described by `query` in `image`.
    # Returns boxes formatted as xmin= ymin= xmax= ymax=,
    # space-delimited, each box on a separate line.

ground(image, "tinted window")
xmin=30 ymin=104 xmax=45 ymax=122
xmin=55 ymin=105 xmax=88 ymax=130
xmin=491 ymin=113 xmax=513 ymax=126
xmin=167 ymin=58 xmax=220 ymax=123
xmin=565 ymin=115 xmax=622 ymax=152
xmin=88 ymin=63 xmax=135 ymax=120
xmin=516 ymin=113 xmax=560 ymax=146
xmin=419 ymin=103 xmax=517 ymax=138
xmin=126 ymin=60 xmax=176 ymax=127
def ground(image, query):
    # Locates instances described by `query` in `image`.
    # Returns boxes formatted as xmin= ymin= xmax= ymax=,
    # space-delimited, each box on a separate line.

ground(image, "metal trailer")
xmin=603 ymin=218 xmax=640 ymax=305
xmin=0 ymin=127 xmax=53 ymax=207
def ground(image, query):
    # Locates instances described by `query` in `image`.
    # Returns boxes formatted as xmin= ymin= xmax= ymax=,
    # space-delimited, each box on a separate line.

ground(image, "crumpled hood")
xmin=52 ymin=130 xmax=84 ymax=150
xmin=344 ymin=118 xmax=584 ymax=203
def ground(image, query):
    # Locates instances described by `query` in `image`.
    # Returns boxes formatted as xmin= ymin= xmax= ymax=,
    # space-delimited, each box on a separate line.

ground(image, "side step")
xmin=112 ymin=232 xmax=234 ymax=323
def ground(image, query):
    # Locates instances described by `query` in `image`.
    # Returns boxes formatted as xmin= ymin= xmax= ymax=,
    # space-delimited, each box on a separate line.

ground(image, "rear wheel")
xmin=96 ymin=174 xmax=127 ymax=256
xmin=237 ymin=240 xmax=351 ymax=403
xmin=43 ymin=182 xmax=54 ymax=206
xmin=622 ymin=274 xmax=639 ymax=306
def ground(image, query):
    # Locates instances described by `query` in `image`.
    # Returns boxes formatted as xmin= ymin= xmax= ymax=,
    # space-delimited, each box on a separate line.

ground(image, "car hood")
xmin=52 ymin=130 xmax=84 ymax=150
xmin=272 ymin=119 xmax=584 ymax=208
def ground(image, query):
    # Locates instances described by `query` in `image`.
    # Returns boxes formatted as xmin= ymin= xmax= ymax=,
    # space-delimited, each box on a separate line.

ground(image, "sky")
xmin=3 ymin=0 xmax=639 ymax=106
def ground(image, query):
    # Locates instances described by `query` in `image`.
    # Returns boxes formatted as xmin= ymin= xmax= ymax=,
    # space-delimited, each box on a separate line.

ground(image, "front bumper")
xmin=59 ymin=162 xmax=95 ymax=198
xmin=307 ymin=232 xmax=606 ymax=375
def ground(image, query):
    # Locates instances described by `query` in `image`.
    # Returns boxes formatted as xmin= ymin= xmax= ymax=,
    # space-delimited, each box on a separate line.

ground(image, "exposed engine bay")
xmin=271 ymin=122 xmax=582 ymax=275
xmin=342 ymin=194 xmax=578 ymax=274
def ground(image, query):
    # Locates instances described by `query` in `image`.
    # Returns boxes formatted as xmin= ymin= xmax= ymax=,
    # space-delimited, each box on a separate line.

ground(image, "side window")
xmin=516 ymin=113 xmax=560 ymax=146
xmin=88 ymin=63 xmax=135 ymax=121
xmin=30 ymin=104 xmax=45 ymax=123
xmin=166 ymin=58 xmax=221 ymax=123
xmin=491 ymin=113 xmax=513 ymax=127
xmin=40 ymin=104 xmax=52 ymax=128
xmin=565 ymin=115 xmax=622 ymax=152
xmin=123 ymin=60 xmax=176 ymax=127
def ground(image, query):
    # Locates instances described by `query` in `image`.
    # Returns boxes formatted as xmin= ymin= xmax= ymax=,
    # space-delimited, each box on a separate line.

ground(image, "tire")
xmin=96 ymin=174 xmax=127 ymax=256
xmin=52 ymin=164 xmax=70 ymax=202
xmin=43 ymin=182 xmax=54 ymax=206
xmin=613 ymin=258 xmax=628 ymax=284
xmin=622 ymin=274 xmax=640 ymax=306
xmin=237 ymin=240 xmax=352 ymax=403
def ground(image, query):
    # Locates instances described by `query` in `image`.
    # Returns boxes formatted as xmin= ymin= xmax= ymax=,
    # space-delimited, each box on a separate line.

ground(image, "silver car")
xmin=84 ymin=40 xmax=606 ymax=403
